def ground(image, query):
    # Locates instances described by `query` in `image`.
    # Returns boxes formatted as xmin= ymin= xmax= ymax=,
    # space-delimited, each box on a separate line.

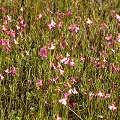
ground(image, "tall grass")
xmin=0 ymin=0 xmax=120 ymax=119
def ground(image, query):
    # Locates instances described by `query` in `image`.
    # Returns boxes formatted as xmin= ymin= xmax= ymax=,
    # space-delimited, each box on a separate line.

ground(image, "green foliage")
xmin=0 ymin=0 xmax=120 ymax=119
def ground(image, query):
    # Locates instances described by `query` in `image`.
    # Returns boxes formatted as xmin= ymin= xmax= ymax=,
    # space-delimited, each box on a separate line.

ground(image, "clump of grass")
xmin=0 ymin=0 xmax=120 ymax=119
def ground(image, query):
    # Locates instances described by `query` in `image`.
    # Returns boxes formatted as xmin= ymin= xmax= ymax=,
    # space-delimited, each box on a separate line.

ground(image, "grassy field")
xmin=0 ymin=0 xmax=120 ymax=119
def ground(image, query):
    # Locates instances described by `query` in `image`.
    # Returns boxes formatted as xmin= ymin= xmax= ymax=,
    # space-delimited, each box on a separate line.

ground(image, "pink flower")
xmin=105 ymin=94 xmax=111 ymax=98
xmin=108 ymin=104 xmax=116 ymax=110
xmin=75 ymin=2 xmax=78 ymax=5
xmin=55 ymin=114 xmax=61 ymax=120
xmin=60 ymin=57 xmax=69 ymax=64
xmin=57 ymin=21 xmax=63 ymax=27
xmin=43 ymin=101 xmax=48 ymax=104
xmin=0 ymin=74 xmax=4 ymax=80
xmin=12 ymin=38 xmax=19 ymax=44
xmin=102 ymin=57 xmax=107 ymax=62
xmin=3 ymin=47 xmax=11 ymax=52
xmin=23 ymin=50 xmax=29 ymax=55
xmin=4 ymin=68 xmax=9 ymax=73
xmin=3 ymin=20 xmax=7 ymax=24
xmin=39 ymin=46 xmax=48 ymax=57
xmin=117 ymin=33 xmax=120 ymax=42
xmin=87 ymin=18 xmax=93 ymax=24
xmin=10 ymin=67 xmax=18 ymax=73
xmin=105 ymin=34 xmax=112 ymax=40
xmin=58 ymin=97 xmax=67 ymax=105
xmin=68 ymin=24 xmax=79 ymax=33
xmin=70 ymin=77 xmax=77 ymax=82
xmin=80 ymin=57 xmax=85 ymax=63
xmin=109 ymin=48 xmax=115 ymax=53
xmin=47 ymin=17 xmax=56 ymax=29
xmin=99 ymin=50 xmax=107 ymax=54
xmin=89 ymin=92 xmax=94 ymax=98
xmin=6 ymin=15 xmax=11 ymax=20
xmin=6 ymin=29 xmax=15 ymax=37
xmin=65 ymin=52 xmax=70 ymax=57
xmin=58 ymin=68 xmax=64 ymax=75
xmin=69 ymin=59 xmax=75 ymax=66
xmin=72 ymin=87 xmax=78 ymax=94
xmin=90 ymin=0 xmax=95 ymax=3
xmin=48 ymin=42 xmax=55 ymax=50
xmin=36 ymin=79 xmax=43 ymax=86
xmin=20 ymin=7 xmax=23 ymax=11
xmin=54 ymin=87 xmax=61 ymax=92
xmin=57 ymin=62 xmax=61 ymax=68
xmin=20 ymin=19 xmax=24 ymax=24
xmin=89 ymin=46 xmax=95 ymax=50
xmin=15 ymin=25 xmax=20 ymax=30
xmin=96 ymin=90 xmax=103 ymax=97
xmin=115 ymin=14 xmax=120 ymax=22
xmin=37 ymin=14 xmax=42 ymax=18
xmin=2 ymin=25 xmax=7 ymax=31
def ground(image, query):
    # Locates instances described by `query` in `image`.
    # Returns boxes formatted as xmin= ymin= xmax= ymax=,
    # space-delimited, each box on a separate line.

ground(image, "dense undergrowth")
xmin=0 ymin=0 xmax=120 ymax=119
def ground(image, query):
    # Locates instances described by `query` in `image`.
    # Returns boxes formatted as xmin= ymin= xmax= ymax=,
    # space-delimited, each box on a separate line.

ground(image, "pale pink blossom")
xmin=12 ymin=38 xmax=19 ymax=44
xmin=80 ymin=57 xmax=85 ymax=63
xmin=105 ymin=94 xmax=111 ymax=98
xmin=3 ymin=47 xmax=11 ymax=52
xmin=23 ymin=50 xmax=29 ymax=55
xmin=20 ymin=7 xmax=23 ymax=11
xmin=89 ymin=46 xmax=95 ymax=50
xmin=57 ymin=21 xmax=63 ymax=27
xmin=57 ymin=62 xmax=62 ymax=68
xmin=15 ymin=25 xmax=20 ymax=30
xmin=72 ymin=87 xmax=78 ymax=94
xmin=48 ymin=42 xmax=55 ymax=50
xmin=51 ymin=63 xmax=56 ymax=69
xmin=91 ymin=0 xmax=95 ymax=3
xmin=6 ymin=29 xmax=15 ymax=37
xmin=96 ymin=90 xmax=103 ymax=97
xmin=105 ymin=34 xmax=112 ymax=40
xmin=68 ymin=24 xmax=79 ymax=33
xmin=43 ymin=101 xmax=48 ymax=104
xmin=55 ymin=114 xmax=61 ymax=120
xmin=99 ymin=50 xmax=107 ymax=54
xmin=70 ymin=77 xmax=77 ymax=82
xmin=109 ymin=48 xmax=115 ymax=53
xmin=59 ymin=68 xmax=64 ymax=75
xmin=54 ymin=87 xmax=61 ymax=92
xmin=20 ymin=19 xmax=24 ymax=24
xmin=75 ymin=2 xmax=78 ymax=5
xmin=87 ymin=18 xmax=93 ymax=24
xmin=65 ymin=52 xmax=70 ymax=57
xmin=2 ymin=25 xmax=7 ymax=31
xmin=4 ymin=68 xmax=9 ymax=73
xmin=115 ymin=14 xmax=120 ymax=22
xmin=69 ymin=59 xmax=75 ymax=66
xmin=39 ymin=46 xmax=48 ymax=57
xmin=3 ymin=20 xmax=7 ymax=24
xmin=58 ymin=97 xmax=67 ymax=105
xmin=37 ymin=14 xmax=42 ymax=18
xmin=6 ymin=15 xmax=11 ymax=20
xmin=36 ymin=79 xmax=43 ymax=86
xmin=60 ymin=57 xmax=69 ymax=64
xmin=108 ymin=103 xmax=116 ymax=110
xmin=0 ymin=74 xmax=4 ymax=80
xmin=47 ymin=17 xmax=56 ymax=29
xmin=89 ymin=92 xmax=94 ymax=98
xmin=117 ymin=33 xmax=120 ymax=42
xmin=10 ymin=67 xmax=18 ymax=73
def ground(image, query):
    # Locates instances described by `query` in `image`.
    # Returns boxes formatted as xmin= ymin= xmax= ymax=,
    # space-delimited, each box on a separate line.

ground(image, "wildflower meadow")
xmin=0 ymin=0 xmax=120 ymax=119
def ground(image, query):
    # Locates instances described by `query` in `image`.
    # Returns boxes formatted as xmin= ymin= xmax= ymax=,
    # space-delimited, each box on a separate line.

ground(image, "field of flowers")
xmin=0 ymin=0 xmax=120 ymax=119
